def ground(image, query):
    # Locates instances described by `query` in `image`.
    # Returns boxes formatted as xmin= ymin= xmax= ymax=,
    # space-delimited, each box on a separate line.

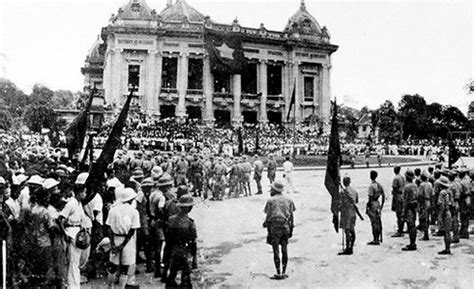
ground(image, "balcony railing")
xmin=160 ymin=87 xmax=178 ymax=94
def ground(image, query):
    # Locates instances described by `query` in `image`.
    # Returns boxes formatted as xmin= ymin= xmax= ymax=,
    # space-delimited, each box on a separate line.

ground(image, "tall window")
xmin=304 ymin=76 xmax=314 ymax=102
xmin=188 ymin=58 xmax=203 ymax=90
xmin=267 ymin=64 xmax=282 ymax=95
xmin=242 ymin=62 xmax=257 ymax=94
xmin=213 ymin=73 xmax=230 ymax=94
xmin=161 ymin=57 xmax=178 ymax=89
xmin=128 ymin=65 xmax=140 ymax=90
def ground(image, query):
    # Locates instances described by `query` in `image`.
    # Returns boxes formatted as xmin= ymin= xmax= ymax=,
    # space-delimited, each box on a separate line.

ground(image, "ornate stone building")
xmin=81 ymin=0 xmax=338 ymax=127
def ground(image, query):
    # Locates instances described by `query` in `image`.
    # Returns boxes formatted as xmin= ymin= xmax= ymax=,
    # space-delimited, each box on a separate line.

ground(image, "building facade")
xmin=81 ymin=0 xmax=338 ymax=127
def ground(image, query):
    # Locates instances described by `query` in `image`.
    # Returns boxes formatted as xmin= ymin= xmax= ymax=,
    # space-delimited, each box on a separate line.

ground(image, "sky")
xmin=0 ymin=0 xmax=472 ymax=112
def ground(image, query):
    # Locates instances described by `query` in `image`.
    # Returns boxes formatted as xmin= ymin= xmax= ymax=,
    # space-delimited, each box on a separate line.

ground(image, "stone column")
xmin=232 ymin=74 xmax=242 ymax=127
xmin=112 ymin=49 xmax=123 ymax=109
xmin=203 ymin=54 xmax=215 ymax=126
xmin=154 ymin=51 xmax=163 ymax=119
xmin=292 ymin=60 xmax=301 ymax=123
xmin=321 ymin=62 xmax=331 ymax=128
xmin=258 ymin=59 xmax=268 ymax=124
xmin=146 ymin=50 xmax=157 ymax=118
xmin=103 ymin=48 xmax=114 ymax=106
xmin=176 ymin=52 xmax=188 ymax=122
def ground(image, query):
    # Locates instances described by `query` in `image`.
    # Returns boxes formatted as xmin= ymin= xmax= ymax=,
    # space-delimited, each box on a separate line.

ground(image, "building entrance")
xmin=214 ymin=110 xmax=231 ymax=127
xmin=243 ymin=111 xmax=258 ymax=124
xmin=160 ymin=105 xmax=176 ymax=119
xmin=186 ymin=106 xmax=202 ymax=121
xmin=268 ymin=111 xmax=282 ymax=125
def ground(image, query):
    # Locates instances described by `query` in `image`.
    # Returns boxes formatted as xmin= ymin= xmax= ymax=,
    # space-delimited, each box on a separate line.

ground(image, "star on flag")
xmin=216 ymin=42 xmax=235 ymax=60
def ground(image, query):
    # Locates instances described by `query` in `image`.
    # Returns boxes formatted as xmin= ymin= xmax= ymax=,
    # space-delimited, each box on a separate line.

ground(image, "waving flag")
xmin=65 ymin=88 xmax=96 ymax=160
xmin=448 ymin=136 xmax=460 ymax=169
xmin=286 ymin=80 xmax=296 ymax=121
xmin=204 ymin=29 xmax=247 ymax=75
xmin=325 ymin=100 xmax=341 ymax=233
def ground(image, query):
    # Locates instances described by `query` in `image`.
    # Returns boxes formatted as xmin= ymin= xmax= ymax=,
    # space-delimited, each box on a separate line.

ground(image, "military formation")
xmin=338 ymin=164 xmax=473 ymax=256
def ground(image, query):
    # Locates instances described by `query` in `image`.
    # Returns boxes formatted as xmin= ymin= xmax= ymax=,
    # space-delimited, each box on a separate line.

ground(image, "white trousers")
xmin=285 ymin=173 xmax=294 ymax=193
xmin=67 ymin=241 xmax=82 ymax=289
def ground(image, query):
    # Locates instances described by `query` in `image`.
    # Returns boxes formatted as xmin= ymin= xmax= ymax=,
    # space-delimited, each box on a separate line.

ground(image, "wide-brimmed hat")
xmin=141 ymin=177 xmax=154 ymax=187
xmin=27 ymin=175 xmax=44 ymax=186
xmin=157 ymin=173 xmax=173 ymax=187
xmin=270 ymin=180 xmax=285 ymax=193
xmin=132 ymin=168 xmax=145 ymax=179
xmin=176 ymin=185 xmax=189 ymax=198
xmin=75 ymin=172 xmax=89 ymax=185
xmin=177 ymin=194 xmax=196 ymax=207
xmin=151 ymin=166 xmax=163 ymax=181
xmin=437 ymin=176 xmax=450 ymax=188
xmin=119 ymin=187 xmax=137 ymax=203
xmin=405 ymin=169 xmax=415 ymax=178
xmin=43 ymin=178 xmax=60 ymax=190
xmin=0 ymin=177 xmax=5 ymax=185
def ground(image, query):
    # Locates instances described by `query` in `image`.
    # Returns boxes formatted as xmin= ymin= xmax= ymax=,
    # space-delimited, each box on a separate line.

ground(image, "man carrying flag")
xmin=325 ymin=101 xmax=363 ymax=255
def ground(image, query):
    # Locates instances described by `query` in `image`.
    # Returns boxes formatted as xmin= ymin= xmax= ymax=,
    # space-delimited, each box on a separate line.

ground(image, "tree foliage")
xmin=23 ymin=105 xmax=59 ymax=133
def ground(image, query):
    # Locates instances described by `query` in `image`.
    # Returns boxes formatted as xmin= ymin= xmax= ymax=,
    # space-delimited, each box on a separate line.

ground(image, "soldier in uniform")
xmin=165 ymin=194 xmax=197 ymax=288
xmin=189 ymin=155 xmax=203 ymax=198
xmin=366 ymin=170 xmax=385 ymax=245
xmin=459 ymin=168 xmax=471 ymax=239
xmin=228 ymin=157 xmax=241 ymax=198
xmin=266 ymin=154 xmax=277 ymax=184
xmin=338 ymin=176 xmax=359 ymax=255
xmin=263 ymin=180 xmax=295 ymax=280
xmin=402 ymin=169 xmax=418 ymax=251
xmin=174 ymin=153 xmax=189 ymax=186
xmin=448 ymin=171 xmax=461 ymax=243
xmin=149 ymin=174 xmax=167 ymax=278
xmin=212 ymin=158 xmax=227 ymax=201
xmin=391 ymin=166 xmax=405 ymax=237
xmin=241 ymin=156 xmax=252 ymax=196
xmin=436 ymin=176 xmax=452 ymax=254
xmin=253 ymin=155 xmax=264 ymax=195
xmin=418 ymin=172 xmax=433 ymax=240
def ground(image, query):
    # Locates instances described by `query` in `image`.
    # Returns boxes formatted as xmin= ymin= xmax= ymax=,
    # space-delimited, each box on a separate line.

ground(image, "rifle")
xmin=339 ymin=183 xmax=364 ymax=221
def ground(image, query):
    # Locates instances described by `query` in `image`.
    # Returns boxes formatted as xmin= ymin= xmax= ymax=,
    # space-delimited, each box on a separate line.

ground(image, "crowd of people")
xmin=338 ymin=164 xmax=474 ymax=256
xmin=0 ymin=129 xmax=299 ymax=288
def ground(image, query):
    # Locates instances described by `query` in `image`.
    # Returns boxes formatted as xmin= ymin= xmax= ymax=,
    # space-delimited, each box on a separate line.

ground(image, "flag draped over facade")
xmin=286 ymin=80 xmax=296 ymax=121
xmin=86 ymin=88 xmax=135 ymax=191
xmin=237 ymin=127 xmax=244 ymax=155
xmin=204 ymin=29 xmax=246 ymax=75
xmin=65 ymin=88 xmax=95 ymax=160
xmin=324 ymin=100 xmax=341 ymax=233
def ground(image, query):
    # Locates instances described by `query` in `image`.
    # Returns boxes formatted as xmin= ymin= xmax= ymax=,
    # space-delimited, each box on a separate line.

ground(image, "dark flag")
xmin=65 ymin=87 xmax=95 ymax=160
xmin=324 ymin=100 xmax=341 ymax=233
xmin=86 ymin=87 xmax=135 ymax=197
xmin=286 ymin=80 xmax=296 ymax=122
xmin=448 ymin=137 xmax=460 ymax=169
xmin=238 ymin=127 xmax=244 ymax=155
xmin=255 ymin=129 xmax=260 ymax=155
xmin=204 ymin=29 xmax=247 ymax=75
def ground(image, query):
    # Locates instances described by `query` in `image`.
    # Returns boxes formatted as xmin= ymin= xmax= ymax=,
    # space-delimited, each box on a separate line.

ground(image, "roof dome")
xmin=284 ymin=0 xmax=323 ymax=36
xmin=116 ymin=0 xmax=155 ymax=20
xmin=85 ymin=36 xmax=104 ymax=63
xmin=159 ymin=0 xmax=205 ymax=23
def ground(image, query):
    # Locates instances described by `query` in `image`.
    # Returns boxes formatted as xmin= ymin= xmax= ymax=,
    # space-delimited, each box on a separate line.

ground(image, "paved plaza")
xmin=88 ymin=158 xmax=474 ymax=288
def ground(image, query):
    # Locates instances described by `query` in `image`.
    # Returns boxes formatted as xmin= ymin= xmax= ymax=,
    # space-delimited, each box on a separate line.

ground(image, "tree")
xmin=377 ymin=100 xmax=401 ymax=143
xmin=23 ymin=105 xmax=59 ymax=133
xmin=339 ymin=105 xmax=360 ymax=141
xmin=52 ymin=89 xmax=77 ymax=109
xmin=28 ymin=84 xmax=54 ymax=106
xmin=398 ymin=94 xmax=428 ymax=139
xmin=0 ymin=78 xmax=29 ymax=117
xmin=0 ymin=110 xmax=12 ymax=130
xmin=441 ymin=105 xmax=467 ymax=131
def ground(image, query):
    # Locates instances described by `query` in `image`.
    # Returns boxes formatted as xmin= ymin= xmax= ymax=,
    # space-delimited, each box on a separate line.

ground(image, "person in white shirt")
xmin=106 ymin=187 xmax=140 ymax=288
xmin=282 ymin=156 xmax=294 ymax=193
xmin=58 ymin=172 xmax=88 ymax=289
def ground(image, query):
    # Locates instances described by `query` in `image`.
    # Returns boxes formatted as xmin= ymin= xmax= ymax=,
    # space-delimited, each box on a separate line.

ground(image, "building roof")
xmin=356 ymin=113 xmax=372 ymax=125
xmin=116 ymin=0 xmax=155 ymax=20
xmin=159 ymin=0 xmax=205 ymax=23
xmin=284 ymin=0 xmax=323 ymax=36
xmin=85 ymin=35 xmax=104 ymax=64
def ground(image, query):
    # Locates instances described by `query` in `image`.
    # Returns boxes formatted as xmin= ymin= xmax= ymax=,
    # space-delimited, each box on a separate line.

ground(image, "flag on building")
xmin=286 ymin=80 xmax=296 ymax=121
xmin=65 ymin=88 xmax=95 ymax=160
xmin=204 ymin=29 xmax=247 ymax=75
xmin=324 ymin=100 xmax=341 ymax=233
